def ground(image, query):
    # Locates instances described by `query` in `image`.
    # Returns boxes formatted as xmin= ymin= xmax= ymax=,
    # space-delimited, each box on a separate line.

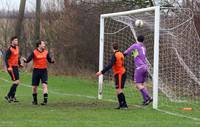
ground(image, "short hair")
xmin=137 ymin=35 xmax=144 ymax=42
xmin=10 ymin=36 xmax=18 ymax=43
xmin=36 ymin=40 xmax=46 ymax=48
xmin=36 ymin=40 xmax=42 ymax=47
xmin=112 ymin=42 xmax=118 ymax=50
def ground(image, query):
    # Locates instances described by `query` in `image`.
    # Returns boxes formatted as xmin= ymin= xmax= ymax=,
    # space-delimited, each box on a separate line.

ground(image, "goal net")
xmin=98 ymin=6 xmax=200 ymax=113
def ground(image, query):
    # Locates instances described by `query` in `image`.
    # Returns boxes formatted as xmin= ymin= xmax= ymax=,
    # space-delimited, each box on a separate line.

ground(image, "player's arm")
xmin=18 ymin=57 xmax=21 ymax=66
xmin=5 ymin=48 xmax=11 ymax=70
xmin=47 ymin=53 xmax=55 ymax=63
xmin=23 ymin=52 xmax=34 ymax=63
xmin=123 ymin=44 xmax=137 ymax=56
xmin=18 ymin=51 xmax=23 ymax=67
xmin=96 ymin=54 xmax=116 ymax=76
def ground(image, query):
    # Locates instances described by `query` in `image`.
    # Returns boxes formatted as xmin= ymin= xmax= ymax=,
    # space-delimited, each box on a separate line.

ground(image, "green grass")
xmin=0 ymin=70 xmax=200 ymax=127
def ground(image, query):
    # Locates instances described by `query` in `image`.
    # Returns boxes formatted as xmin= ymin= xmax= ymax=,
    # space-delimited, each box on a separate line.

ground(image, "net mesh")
xmin=101 ymin=7 xmax=200 ymax=110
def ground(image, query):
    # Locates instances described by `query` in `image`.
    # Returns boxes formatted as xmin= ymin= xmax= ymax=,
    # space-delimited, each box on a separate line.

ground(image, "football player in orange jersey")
xmin=4 ymin=36 xmax=23 ymax=103
xmin=96 ymin=43 xmax=128 ymax=109
xmin=23 ymin=40 xmax=54 ymax=105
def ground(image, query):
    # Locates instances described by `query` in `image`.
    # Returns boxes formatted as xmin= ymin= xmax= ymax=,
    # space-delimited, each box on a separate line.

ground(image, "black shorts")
xmin=114 ymin=72 xmax=126 ymax=89
xmin=8 ymin=66 xmax=19 ymax=81
xmin=32 ymin=68 xmax=48 ymax=86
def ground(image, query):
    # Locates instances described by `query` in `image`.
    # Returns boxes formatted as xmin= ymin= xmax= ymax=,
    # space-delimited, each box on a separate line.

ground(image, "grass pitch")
xmin=0 ymin=70 xmax=199 ymax=127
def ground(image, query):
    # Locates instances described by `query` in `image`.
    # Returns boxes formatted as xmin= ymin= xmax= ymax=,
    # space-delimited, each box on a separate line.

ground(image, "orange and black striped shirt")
xmin=25 ymin=49 xmax=54 ymax=69
xmin=5 ymin=45 xmax=20 ymax=68
xmin=101 ymin=50 xmax=125 ymax=75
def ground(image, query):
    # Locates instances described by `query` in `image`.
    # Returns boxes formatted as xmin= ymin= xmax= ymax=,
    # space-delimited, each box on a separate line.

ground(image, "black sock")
xmin=32 ymin=93 xmax=37 ymax=102
xmin=117 ymin=94 xmax=121 ymax=106
xmin=43 ymin=93 xmax=48 ymax=103
xmin=117 ymin=93 xmax=123 ymax=107
xmin=7 ymin=84 xmax=17 ymax=98
xmin=120 ymin=93 xmax=127 ymax=107
xmin=11 ymin=84 xmax=18 ymax=98
xmin=118 ymin=93 xmax=127 ymax=107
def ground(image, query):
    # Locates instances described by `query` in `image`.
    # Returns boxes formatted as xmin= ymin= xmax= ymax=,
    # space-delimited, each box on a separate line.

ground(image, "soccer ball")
xmin=135 ymin=19 xmax=144 ymax=27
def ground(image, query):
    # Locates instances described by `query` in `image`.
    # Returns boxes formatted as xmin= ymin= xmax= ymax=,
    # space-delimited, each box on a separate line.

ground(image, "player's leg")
xmin=32 ymin=85 xmax=38 ymax=105
xmin=11 ymin=80 xmax=20 ymax=102
xmin=115 ymin=73 xmax=128 ymax=109
xmin=134 ymin=67 xmax=152 ymax=105
xmin=41 ymin=69 xmax=48 ymax=105
xmin=119 ymin=72 xmax=128 ymax=108
xmin=32 ymin=69 xmax=40 ymax=105
xmin=141 ymin=69 xmax=152 ymax=105
xmin=11 ymin=67 xmax=20 ymax=102
xmin=142 ymin=83 xmax=153 ymax=105
xmin=5 ymin=66 xmax=19 ymax=103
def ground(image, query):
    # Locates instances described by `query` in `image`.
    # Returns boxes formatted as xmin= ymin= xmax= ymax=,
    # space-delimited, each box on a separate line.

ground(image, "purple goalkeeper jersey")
xmin=124 ymin=42 xmax=147 ymax=68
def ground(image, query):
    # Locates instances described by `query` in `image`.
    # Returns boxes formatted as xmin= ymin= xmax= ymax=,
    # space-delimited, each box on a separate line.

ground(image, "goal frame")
xmin=98 ymin=6 xmax=160 ymax=109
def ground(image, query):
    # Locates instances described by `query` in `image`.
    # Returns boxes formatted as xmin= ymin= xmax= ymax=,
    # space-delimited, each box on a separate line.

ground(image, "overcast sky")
xmin=0 ymin=0 xmax=36 ymax=11
xmin=0 ymin=0 xmax=64 ymax=12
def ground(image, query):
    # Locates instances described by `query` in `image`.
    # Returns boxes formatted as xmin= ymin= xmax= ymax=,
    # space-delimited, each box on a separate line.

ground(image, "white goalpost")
xmin=98 ymin=5 xmax=200 ymax=111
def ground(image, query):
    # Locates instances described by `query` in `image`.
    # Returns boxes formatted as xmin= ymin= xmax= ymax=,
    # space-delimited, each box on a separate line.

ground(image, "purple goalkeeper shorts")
xmin=134 ymin=66 xmax=148 ymax=83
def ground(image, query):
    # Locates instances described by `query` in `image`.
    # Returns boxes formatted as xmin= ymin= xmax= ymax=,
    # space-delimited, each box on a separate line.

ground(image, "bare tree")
xmin=15 ymin=0 xmax=26 ymax=38
xmin=34 ymin=0 xmax=41 ymax=42
xmin=0 ymin=0 xmax=15 ymax=46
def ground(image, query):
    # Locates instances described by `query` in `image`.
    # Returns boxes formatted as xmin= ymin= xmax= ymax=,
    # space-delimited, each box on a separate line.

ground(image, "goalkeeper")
xmin=124 ymin=35 xmax=152 ymax=106
xmin=96 ymin=43 xmax=128 ymax=109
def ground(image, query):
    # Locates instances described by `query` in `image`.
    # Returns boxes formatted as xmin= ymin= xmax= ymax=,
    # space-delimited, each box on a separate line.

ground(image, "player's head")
xmin=10 ymin=36 xmax=18 ymax=46
xmin=36 ymin=40 xmax=46 ymax=50
xmin=112 ymin=42 xmax=118 ymax=51
xmin=137 ymin=35 xmax=144 ymax=42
